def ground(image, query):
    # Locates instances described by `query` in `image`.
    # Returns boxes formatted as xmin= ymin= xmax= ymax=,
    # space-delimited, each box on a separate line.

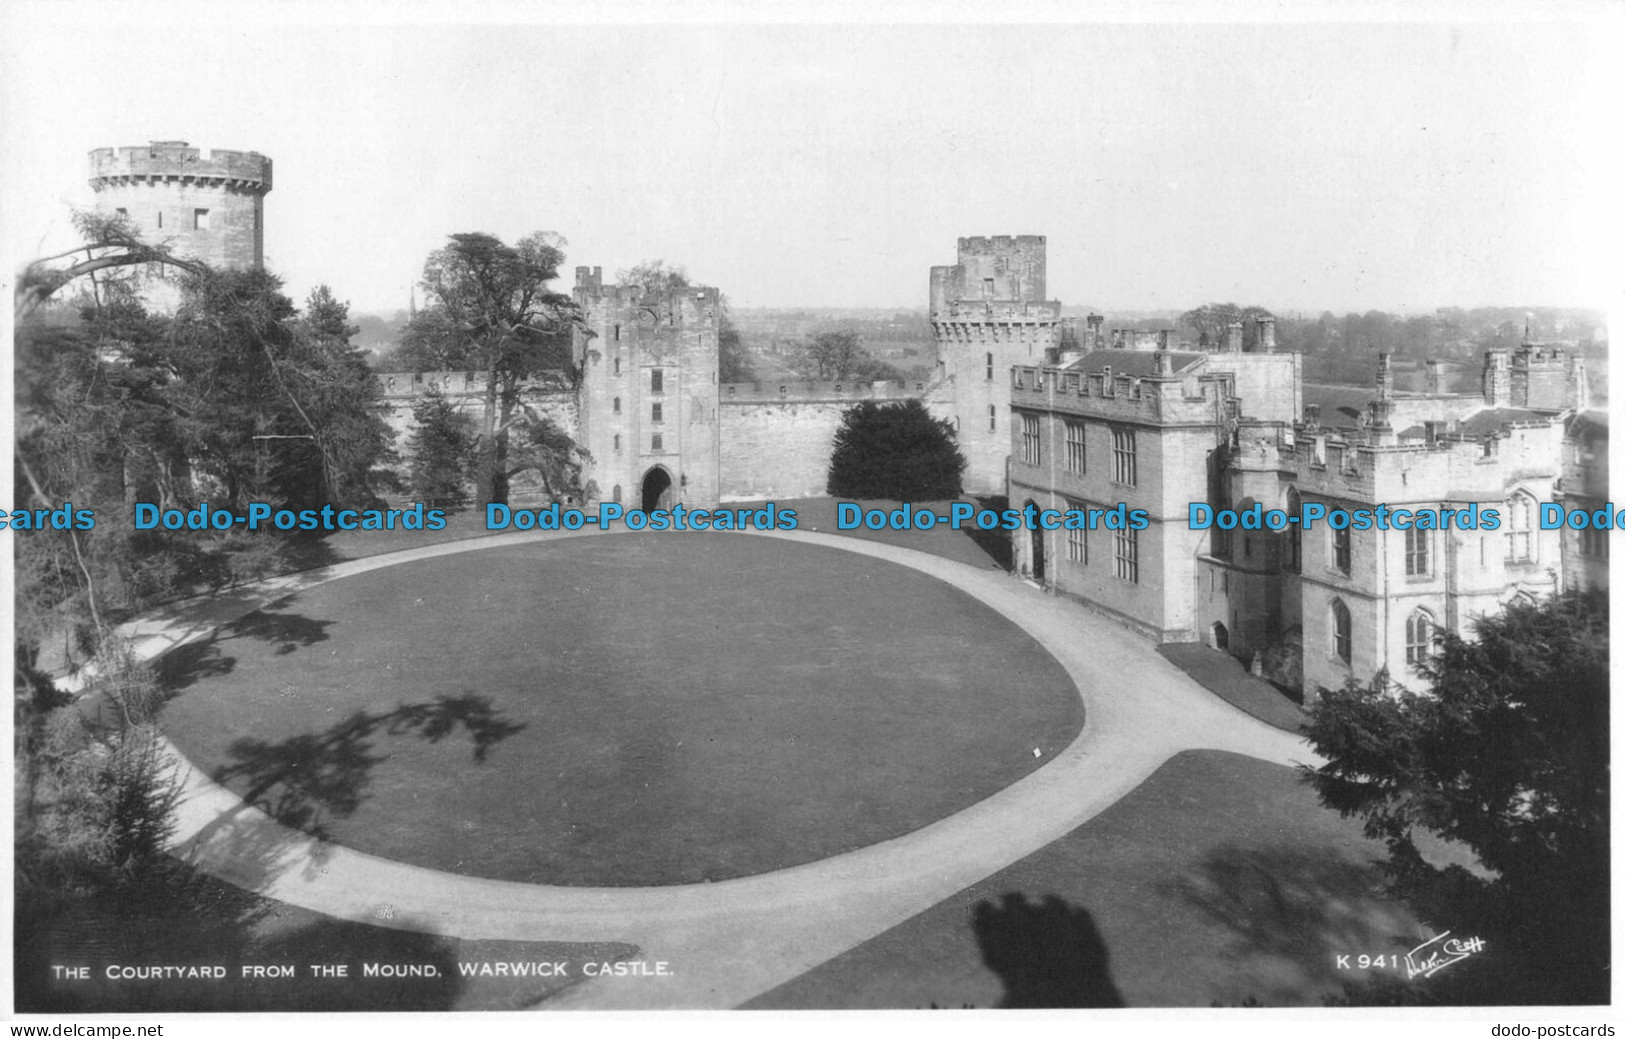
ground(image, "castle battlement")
xmin=1010 ymin=363 xmax=1225 ymax=426
xmin=377 ymin=369 xmax=575 ymax=400
xmin=1288 ymin=420 xmax=1562 ymax=504
xmin=957 ymin=234 xmax=1046 ymax=254
xmin=720 ymin=379 xmax=926 ymax=404
xmin=931 ymin=300 xmax=1066 ymax=324
xmin=89 ymin=141 xmax=273 ymax=192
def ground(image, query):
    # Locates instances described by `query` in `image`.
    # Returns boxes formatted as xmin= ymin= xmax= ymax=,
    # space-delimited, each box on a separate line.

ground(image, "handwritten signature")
xmin=1405 ymin=931 xmax=1486 ymax=979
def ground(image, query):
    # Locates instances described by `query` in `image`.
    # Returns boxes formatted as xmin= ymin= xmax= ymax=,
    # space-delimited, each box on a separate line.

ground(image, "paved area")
xmin=64 ymin=526 xmax=1321 ymax=1009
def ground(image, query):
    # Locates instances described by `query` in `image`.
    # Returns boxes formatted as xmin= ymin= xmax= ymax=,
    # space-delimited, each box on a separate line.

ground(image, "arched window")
xmin=613 ymin=434 xmax=621 ymax=452
xmin=613 ymin=396 xmax=621 ymax=414
xmin=1405 ymin=608 xmax=1436 ymax=665
xmin=612 ymin=484 xmax=622 ymax=503
xmin=1330 ymin=599 xmax=1351 ymax=663
xmin=614 ymin=356 xmax=622 ymax=375
xmin=1286 ymin=488 xmax=1302 ymax=572
xmin=1506 ymin=490 xmax=1536 ymax=563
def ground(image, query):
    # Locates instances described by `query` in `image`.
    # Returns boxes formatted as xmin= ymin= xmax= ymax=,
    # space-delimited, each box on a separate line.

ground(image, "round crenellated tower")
xmin=88 ymin=140 xmax=273 ymax=271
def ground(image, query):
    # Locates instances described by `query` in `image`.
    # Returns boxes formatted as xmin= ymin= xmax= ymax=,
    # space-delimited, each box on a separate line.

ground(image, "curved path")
xmin=64 ymin=526 xmax=1319 ymax=1009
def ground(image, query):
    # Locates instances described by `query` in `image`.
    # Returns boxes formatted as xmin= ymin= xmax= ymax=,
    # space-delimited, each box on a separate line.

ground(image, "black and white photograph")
xmin=3 ymin=0 xmax=1617 ymax=1029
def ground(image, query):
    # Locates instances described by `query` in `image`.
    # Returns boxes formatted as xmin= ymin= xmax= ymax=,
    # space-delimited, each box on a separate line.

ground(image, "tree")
xmin=800 ymin=330 xmax=864 ymax=380
xmin=411 ymin=231 xmax=581 ymax=505
xmin=1301 ymin=590 xmax=1608 ymax=1003
xmin=617 ymin=259 xmax=756 ymax=383
xmin=617 ymin=259 xmax=689 ymax=294
xmin=1179 ymin=302 xmax=1275 ymax=351
xmin=717 ymin=302 xmax=755 ymax=383
xmin=13 ymin=211 xmax=206 ymax=320
xmin=826 ymin=399 xmax=965 ymax=501
xmin=405 ymin=391 xmax=475 ymax=510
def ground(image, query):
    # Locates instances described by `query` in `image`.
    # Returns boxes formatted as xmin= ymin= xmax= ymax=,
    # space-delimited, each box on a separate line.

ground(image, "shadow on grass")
xmin=973 ymin=893 xmax=1124 ymax=1008
xmin=961 ymin=495 xmax=1012 ymax=570
xmin=1157 ymin=845 xmax=1410 ymax=969
xmin=179 ymin=693 xmax=525 ymax=885
xmin=155 ymin=602 xmax=337 ymax=694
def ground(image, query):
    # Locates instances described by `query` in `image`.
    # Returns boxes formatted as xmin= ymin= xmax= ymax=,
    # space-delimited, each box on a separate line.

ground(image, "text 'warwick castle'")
xmin=91 ymin=142 xmax=1608 ymax=701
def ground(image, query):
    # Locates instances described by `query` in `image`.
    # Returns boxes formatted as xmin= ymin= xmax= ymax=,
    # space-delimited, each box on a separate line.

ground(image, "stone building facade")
xmin=1008 ymin=323 xmax=1595 ymax=696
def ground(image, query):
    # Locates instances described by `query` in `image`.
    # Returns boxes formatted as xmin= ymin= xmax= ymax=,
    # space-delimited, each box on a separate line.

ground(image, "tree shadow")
xmin=1164 ymin=846 xmax=1400 ymax=964
xmin=960 ymin=495 xmax=1013 ymax=570
xmin=971 ymin=893 xmax=1124 ymax=1008
xmin=1159 ymin=844 xmax=1492 ymax=1005
xmin=178 ymin=693 xmax=525 ymax=886
xmin=155 ymin=601 xmax=336 ymax=694
xmin=213 ymin=692 xmax=526 ymax=841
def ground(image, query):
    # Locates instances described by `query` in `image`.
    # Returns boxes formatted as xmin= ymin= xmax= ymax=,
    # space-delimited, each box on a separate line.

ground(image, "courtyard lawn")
xmin=157 ymin=531 xmax=1083 ymax=886
xmin=746 ymin=749 xmax=1504 ymax=1009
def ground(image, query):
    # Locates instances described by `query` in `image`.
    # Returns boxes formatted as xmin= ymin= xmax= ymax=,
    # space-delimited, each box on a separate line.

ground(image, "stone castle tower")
xmin=573 ymin=267 xmax=723 ymax=510
xmin=88 ymin=140 xmax=273 ymax=305
xmin=930 ymin=235 xmax=1069 ymax=494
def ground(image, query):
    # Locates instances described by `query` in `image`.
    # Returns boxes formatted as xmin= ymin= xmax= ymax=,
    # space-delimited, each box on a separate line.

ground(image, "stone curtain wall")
xmin=717 ymin=380 xmax=931 ymax=502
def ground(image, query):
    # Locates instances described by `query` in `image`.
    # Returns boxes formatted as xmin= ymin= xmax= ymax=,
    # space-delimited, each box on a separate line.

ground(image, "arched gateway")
xmin=641 ymin=466 xmax=674 ymax=512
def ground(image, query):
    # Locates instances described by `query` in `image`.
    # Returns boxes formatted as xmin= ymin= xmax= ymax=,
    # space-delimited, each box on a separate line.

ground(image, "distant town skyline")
xmin=2 ymin=3 xmax=1616 ymax=318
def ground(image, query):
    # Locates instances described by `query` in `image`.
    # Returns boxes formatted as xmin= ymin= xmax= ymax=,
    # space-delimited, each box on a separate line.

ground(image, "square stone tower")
xmin=930 ymin=235 xmax=1068 ymax=494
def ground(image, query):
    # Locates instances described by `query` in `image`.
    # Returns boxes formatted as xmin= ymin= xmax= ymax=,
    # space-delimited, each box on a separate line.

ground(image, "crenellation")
xmin=88 ymin=139 xmax=272 ymax=309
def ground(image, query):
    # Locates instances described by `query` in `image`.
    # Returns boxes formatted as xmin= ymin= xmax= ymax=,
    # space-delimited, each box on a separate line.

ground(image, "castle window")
xmin=1111 ymin=428 xmax=1137 ymax=486
xmin=1505 ymin=490 xmax=1536 ymax=563
xmin=1331 ymin=599 xmax=1352 ymax=663
xmin=1332 ymin=526 xmax=1351 ymax=574
xmin=193 ymin=208 xmax=209 ymax=230
xmin=1405 ymin=527 xmax=1430 ymax=576
xmin=1286 ymin=488 xmax=1302 ymax=572
xmin=156 ymin=211 xmax=163 ymax=229
xmin=651 ymin=403 xmax=663 ymax=424
xmin=613 ymin=434 xmax=621 ymax=452
xmin=613 ymin=484 xmax=622 ymax=503
xmin=1065 ymin=421 xmax=1086 ymax=474
xmin=988 ymin=405 xmax=996 ymax=432
xmin=983 ymin=278 xmax=995 ymax=298
xmin=613 ymin=397 xmax=621 ymax=414
xmin=614 ymin=357 xmax=622 ymax=375
xmin=1405 ymin=608 xmax=1437 ymax=665
xmin=1114 ymin=526 xmax=1139 ymax=584
xmin=1067 ymin=508 xmax=1087 ymax=564
xmin=1020 ymin=413 xmax=1040 ymax=465
xmin=115 ymin=207 xmax=127 ymax=218
xmin=651 ymin=433 xmax=664 ymax=452
xmin=1581 ymin=524 xmax=1609 ymax=559
xmin=651 ymin=369 xmax=664 ymax=394
xmin=986 ymin=352 xmax=994 ymax=380
xmin=614 ymin=324 xmax=621 ymax=342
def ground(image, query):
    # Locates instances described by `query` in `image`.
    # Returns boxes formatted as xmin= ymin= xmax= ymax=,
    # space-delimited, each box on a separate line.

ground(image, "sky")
xmin=1 ymin=1 xmax=1619 ymax=318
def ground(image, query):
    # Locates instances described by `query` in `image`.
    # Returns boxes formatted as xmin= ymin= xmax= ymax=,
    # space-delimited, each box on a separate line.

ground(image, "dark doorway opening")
xmin=641 ymin=467 xmax=673 ymax=512
xmin=1212 ymin=622 xmax=1230 ymax=652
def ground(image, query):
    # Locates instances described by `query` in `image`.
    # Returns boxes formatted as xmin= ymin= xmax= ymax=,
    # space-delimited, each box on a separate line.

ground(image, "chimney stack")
xmin=1224 ymin=321 xmax=1243 ymax=353
xmin=1256 ymin=315 xmax=1276 ymax=353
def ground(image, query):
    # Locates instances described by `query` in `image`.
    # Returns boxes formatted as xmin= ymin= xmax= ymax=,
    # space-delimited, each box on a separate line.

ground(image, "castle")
xmin=91 ymin=145 xmax=1606 ymax=697
xmin=1005 ymin=303 xmax=1602 ymax=697
xmin=88 ymin=140 xmax=272 ymax=309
